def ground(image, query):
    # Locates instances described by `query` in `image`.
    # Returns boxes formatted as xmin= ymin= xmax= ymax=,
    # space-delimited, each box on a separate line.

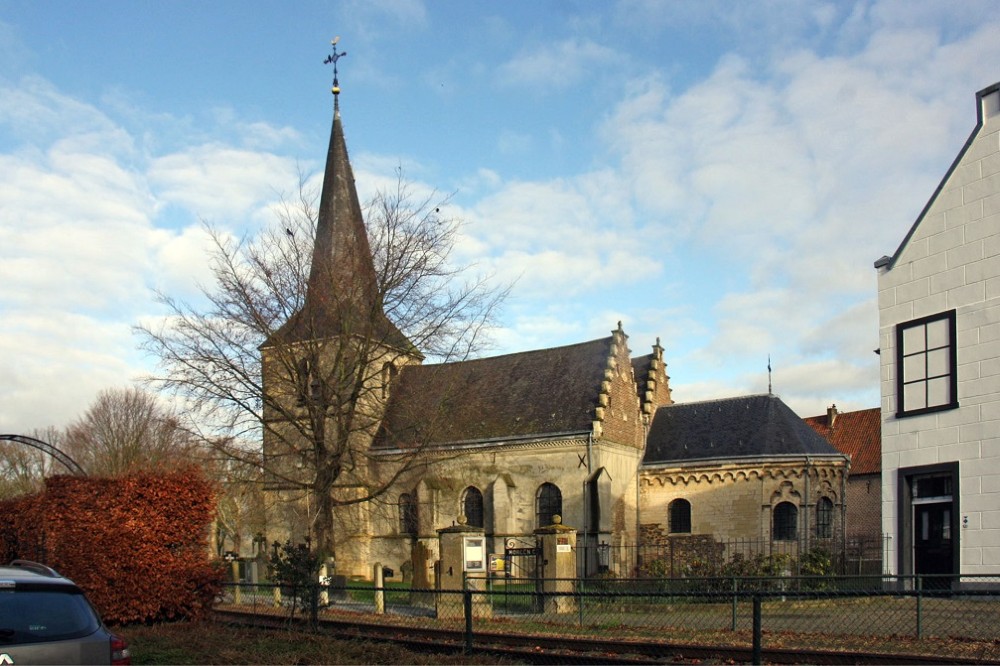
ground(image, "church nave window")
xmin=462 ymin=486 xmax=484 ymax=528
xmin=536 ymin=482 xmax=562 ymax=528
xmin=773 ymin=501 xmax=798 ymax=541
xmin=399 ymin=492 xmax=418 ymax=535
xmin=668 ymin=498 xmax=691 ymax=534
xmin=815 ymin=497 xmax=834 ymax=539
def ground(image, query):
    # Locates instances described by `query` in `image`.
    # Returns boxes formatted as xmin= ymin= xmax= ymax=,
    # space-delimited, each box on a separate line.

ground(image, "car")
xmin=0 ymin=560 xmax=131 ymax=665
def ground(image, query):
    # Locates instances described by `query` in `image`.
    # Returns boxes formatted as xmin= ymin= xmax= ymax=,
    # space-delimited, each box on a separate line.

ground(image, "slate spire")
xmin=269 ymin=44 xmax=416 ymax=354
xmin=306 ymin=88 xmax=380 ymax=315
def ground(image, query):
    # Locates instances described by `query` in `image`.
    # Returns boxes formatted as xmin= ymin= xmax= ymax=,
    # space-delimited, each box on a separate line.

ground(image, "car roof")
xmin=0 ymin=560 xmax=79 ymax=589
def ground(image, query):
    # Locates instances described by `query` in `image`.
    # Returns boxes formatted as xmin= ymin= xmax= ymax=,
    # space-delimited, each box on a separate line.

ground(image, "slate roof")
xmin=643 ymin=394 xmax=842 ymax=465
xmin=373 ymin=337 xmax=615 ymax=448
xmin=266 ymin=99 xmax=416 ymax=354
xmin=803 ymin=407 xmax=881 ymax=475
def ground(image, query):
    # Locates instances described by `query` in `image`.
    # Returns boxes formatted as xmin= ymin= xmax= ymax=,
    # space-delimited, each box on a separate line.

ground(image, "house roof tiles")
xmin=803 ymin=407 xmax=881 ymax=475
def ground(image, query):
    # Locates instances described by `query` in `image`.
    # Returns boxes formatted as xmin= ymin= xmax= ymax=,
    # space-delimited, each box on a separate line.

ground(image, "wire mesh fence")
xmin=216 ymin=573 xmax=1000 ymax=660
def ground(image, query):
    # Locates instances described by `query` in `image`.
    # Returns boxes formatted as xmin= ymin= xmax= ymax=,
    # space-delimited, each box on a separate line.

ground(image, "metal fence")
xmin=575 ymin=535 xmax=891 ymax=579
xmin=216 ymin=573 xmax=1000 ymax=661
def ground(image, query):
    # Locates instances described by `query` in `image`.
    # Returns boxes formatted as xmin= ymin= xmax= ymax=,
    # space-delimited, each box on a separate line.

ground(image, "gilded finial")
xmin=324 ymin=36 xmax=347 ymax=96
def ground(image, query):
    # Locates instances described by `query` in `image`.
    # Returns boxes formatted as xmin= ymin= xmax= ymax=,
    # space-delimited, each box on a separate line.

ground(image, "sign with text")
xmin=464 ymin=536 xmax=486 ymax=572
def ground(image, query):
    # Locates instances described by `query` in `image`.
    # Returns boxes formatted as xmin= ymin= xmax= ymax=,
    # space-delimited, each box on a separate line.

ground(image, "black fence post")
xmin=463 ymin=588 xmax=473 ymax=654
xmin=310 ymin=583 xmax=319 ymax=631
xmin=752 ymin=594 xmax=762 ymax=666
xmin=915 ymin=576 xmax=923 ymax=639
xmin=731 ymin=576 xmax=738 ymax=631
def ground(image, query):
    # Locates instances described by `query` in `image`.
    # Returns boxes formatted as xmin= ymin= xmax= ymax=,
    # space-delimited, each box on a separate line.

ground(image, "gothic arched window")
xmin=462 ymin=486 xmax=484 ymax=528
xmin=816 ymin=497 xmax=834 ymax=539
xmin=773 ymin=502 xmax=798 ymax=541
xmin=381 ymin=362 xmax=397 ymax=399
xmin=296 ymin=357 xmax=322 ymax=407
xmin=399 ymin=493 xmax=418 ymax=535
xmin=668 ymin=498 xmax=692 ymax=534
xmin=536 ymin=483 xmax=562 ymax=528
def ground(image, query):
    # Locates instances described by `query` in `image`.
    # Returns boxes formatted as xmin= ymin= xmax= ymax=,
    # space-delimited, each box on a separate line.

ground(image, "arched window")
xmin=773 ymin=502 xmax=798 ymax=541
xmin=296 ymin=357 xmax=322 ymax=406
xmin=536 ymin=483 xmax=562 ymax=528
xmin=399 ymin=493 xmax=418 ymax=535
xmin=381 ymin=362 xmax=397 ymax=399
xmin=668 ymin=499 xmax=691 ymax=534
xmin=462 ymin=486 xmax=484 ymax=528
xmin=816 ymin=497 xmax=834 ymax=539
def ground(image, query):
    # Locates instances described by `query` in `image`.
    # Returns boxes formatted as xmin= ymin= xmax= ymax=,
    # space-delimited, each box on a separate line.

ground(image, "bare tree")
xmin=207 ymin=443 xmax=268 ymax=557
xmin=137 ymin=171 xmax=507 ymax=557
xmin=62 ymin=386 xmax=196 ymax=477
xmin=0 ymin=427 xmax=61 ymax=499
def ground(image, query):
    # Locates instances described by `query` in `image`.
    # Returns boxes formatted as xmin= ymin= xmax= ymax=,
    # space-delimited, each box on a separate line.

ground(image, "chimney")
xmin=827 ymin=404 xmax=838 ymax=429
xmin=980 ymin=84 xmax=1000 ymax=124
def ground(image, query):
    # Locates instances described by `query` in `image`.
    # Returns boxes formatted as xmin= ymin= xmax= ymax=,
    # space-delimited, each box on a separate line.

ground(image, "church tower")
xmin=260 ymin=43 xmax=422 ymax=553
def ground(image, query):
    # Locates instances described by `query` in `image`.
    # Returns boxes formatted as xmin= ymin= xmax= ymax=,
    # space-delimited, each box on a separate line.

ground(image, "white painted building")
xmin=876 ymin=82 xmax=1000 ymax=580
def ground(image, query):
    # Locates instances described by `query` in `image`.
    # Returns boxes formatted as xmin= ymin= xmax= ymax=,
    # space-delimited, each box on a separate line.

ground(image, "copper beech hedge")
xmin=0 ymin=467 xmax=224 ymax=624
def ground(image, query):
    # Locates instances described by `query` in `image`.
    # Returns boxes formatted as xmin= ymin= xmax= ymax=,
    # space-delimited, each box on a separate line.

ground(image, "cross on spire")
xmin=323 ymin=36 xmax=347 ymax=97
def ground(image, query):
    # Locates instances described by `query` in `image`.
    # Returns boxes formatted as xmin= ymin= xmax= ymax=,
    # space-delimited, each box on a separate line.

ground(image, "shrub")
xmin=0 ymin=467 xmax=223 ymax=624
xmin=268 ymin=538 xmax=321 ymax=615
xmin=799 ymin=547 xmax=834 ymax=589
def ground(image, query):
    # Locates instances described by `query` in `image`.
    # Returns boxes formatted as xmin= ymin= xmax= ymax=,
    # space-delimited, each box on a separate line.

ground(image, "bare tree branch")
xmin=136 ymin=170 xmax=508 ymax=556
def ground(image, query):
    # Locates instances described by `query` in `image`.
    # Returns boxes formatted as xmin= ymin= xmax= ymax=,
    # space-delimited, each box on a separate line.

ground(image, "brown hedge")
xmin=0 ymin=467 xmax=223 ymax=624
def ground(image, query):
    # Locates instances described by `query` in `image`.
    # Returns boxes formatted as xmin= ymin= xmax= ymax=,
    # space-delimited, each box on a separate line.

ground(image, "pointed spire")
xmin=307 ymin=81 xmax=379 ymax=314
xmin=267 ymin=42 xmax=418 ymax=356
xmin=309 ymin=37 xmax=372 ymax=310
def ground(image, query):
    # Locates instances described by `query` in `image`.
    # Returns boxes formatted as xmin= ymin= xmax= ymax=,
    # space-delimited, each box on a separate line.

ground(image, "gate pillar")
xmin=436 ymin=518 xmax=492 ymax=619
xmin=535 ymin=515 xmax=577 ymax=614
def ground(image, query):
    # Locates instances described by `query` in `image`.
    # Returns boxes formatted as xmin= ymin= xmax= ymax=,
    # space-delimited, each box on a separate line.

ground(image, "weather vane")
xmin=324 ymin=36 xmax=347 ymax=96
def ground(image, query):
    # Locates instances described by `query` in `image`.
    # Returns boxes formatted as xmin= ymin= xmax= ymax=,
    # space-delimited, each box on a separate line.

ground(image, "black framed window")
xmin=536 ymin=483 xmax=562 ymax=528
xmin=668 ymin=499 xmax=691 ymax=534
xmin=896 ymin=310 xmax=958 ymax=417
xmin=462 ymin=486 xmax=484 ymax=528
xmin=816 ymin=497 xmax=833 ymax=539
xmin=399 ymin=493 xmax=418 ymax=535
xmin=773 ymin=502 xmax=798 ymax=541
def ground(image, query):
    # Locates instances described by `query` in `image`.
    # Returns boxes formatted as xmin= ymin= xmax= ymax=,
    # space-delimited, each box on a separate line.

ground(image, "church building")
xmin=260 ymin=70 xmax=849 ymax=581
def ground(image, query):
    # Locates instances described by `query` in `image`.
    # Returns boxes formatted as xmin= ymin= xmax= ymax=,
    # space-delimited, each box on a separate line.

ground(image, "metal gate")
xmin=500 ymin=536 xmax=543 ymax=613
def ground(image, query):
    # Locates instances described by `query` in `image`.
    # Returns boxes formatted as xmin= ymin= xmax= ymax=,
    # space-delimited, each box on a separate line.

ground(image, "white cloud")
xmin=497 ymin=38 xmax=624 ymax=91
xmin=148 ymin=145 xmax=299 ymax=222
xmin=3 ymin=0 xmax=999 ymax=434
xmin=0 ymin=312 xmax=142 ymax=430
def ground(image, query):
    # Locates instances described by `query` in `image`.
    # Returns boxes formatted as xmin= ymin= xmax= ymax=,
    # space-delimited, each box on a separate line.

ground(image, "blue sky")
xmin=2 ymin=0 xmax=999 ymax=432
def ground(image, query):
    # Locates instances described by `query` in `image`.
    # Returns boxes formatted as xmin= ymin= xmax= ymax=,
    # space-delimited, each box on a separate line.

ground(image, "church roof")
xmin=643 ymin=394 xmax=842 ymax=465
xmin=803 ymin=407 xmax=881 ymax=475
xmin=373 ymin=337 xmax=616 ymax=448
xmin=267 ymin=96 xmax=415 ymax=354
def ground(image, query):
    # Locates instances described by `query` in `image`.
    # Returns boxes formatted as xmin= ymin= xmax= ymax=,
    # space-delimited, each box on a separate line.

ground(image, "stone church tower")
xmin=260 ymin=78 xmax=423 ymax=557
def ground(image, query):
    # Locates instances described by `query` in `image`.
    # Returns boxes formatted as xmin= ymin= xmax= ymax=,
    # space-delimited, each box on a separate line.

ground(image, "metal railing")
xmin=216 ymin=573 xmax=1000 ymax=661
xmin=575 ymin=535 xmax=891 ymax=578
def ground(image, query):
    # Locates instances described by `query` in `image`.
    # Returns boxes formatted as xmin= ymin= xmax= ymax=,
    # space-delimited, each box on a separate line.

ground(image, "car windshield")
xmin=0 ymin=588 xmax=100 ymax=644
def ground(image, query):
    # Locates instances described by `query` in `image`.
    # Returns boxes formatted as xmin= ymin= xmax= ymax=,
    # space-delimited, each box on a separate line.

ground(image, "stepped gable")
xmin=803 ymin=406 xmax=881 ymax=475
xmin=373 ymin=337 xmax=615 ymax=448
xmin=643 ymin=394 xmax=840 ymax=464
xmin=631 ymin=337 xmax=671 ymax=418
